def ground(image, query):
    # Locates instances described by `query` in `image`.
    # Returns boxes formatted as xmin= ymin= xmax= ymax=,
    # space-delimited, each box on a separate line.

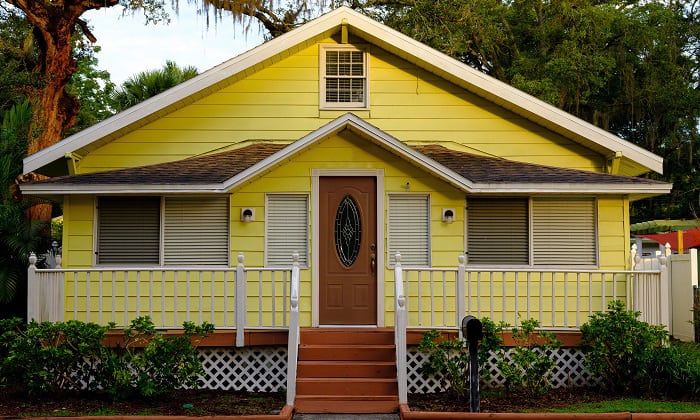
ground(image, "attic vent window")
xmin=321 ymin=45 xmax=368 ymax=109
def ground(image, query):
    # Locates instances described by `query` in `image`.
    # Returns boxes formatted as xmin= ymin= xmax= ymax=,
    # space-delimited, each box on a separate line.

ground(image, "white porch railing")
xmin=27 ymin=252 xmax=293 ymax=347
xmin=395 ymin=248 xmax=668 ymax=331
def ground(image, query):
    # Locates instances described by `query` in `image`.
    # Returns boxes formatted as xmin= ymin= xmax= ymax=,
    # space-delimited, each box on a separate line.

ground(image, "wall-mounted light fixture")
xmin=241 ymin=208 xmax=254 ymax=222
xmin=404 ymin=182 xmax=411 ymax=191
xmin=442 ymin=208 xmax=455 ymax=223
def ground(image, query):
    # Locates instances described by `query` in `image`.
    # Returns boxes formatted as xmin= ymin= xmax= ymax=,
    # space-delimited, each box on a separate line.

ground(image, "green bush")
xmin=105 ymin=316 xmax=215 ymax=398
xmin=0 ymin=316 xmax=214 ymax=398
xmin=0 ymin=318 xmax=111 ymax=394
xmin=580 ymin=300 xmax=670 ymax=396
xmin=418 ymin=329 xmax=470 ymax=399
xmin=496 ymin=317 xmax=561 ymax=396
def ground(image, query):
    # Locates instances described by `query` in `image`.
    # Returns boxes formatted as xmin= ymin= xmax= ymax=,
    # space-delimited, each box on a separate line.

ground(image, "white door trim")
xmin=311 ymin=169 xmax=385 ymax=327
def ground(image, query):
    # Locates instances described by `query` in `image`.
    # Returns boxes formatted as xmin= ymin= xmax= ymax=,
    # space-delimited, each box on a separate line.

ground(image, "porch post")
xmin=235 ymin=252 xmax=246 ymax=347
xmin=286 ymin=252 xmax=301 ymax=406
xmin=27 ymin=252 xmax=39 ymax=322
xmin=457 ymin=254 xmax=466 ymax=340
xmin=394 ymin=252 xmax=408 ymax=405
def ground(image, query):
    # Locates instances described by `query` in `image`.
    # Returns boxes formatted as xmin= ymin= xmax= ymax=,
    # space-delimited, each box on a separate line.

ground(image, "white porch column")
xmin=235 ymin=252 xmax=246 ymax=347
xmin=27 ymin=252 xmax=39 ymax=322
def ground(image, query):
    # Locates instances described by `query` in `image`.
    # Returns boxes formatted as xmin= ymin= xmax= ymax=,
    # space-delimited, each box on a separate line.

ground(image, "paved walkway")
xmin=293 ymin=414 xmax=400 ymax=420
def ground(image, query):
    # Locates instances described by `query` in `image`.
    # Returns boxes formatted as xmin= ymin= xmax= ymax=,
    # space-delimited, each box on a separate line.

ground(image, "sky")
xmin=83 ymin=3 xmax=266 ymax=85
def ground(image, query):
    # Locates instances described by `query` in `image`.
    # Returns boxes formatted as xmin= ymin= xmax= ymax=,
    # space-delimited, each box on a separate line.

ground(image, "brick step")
xmin=294 ymin=395 xmax=399 ymax=414
xmin=297 ymin=360 xmax=396 ymax=378
xmin=296 ymin=377 xmax=398 ymax=396
xmin=299 ymin=328 xmax=394 ymax=345
xmin=298 ymin=344 xmax=395 ymax=361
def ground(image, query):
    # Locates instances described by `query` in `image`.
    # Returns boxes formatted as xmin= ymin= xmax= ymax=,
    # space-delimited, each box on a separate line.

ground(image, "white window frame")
xmin=264 ymin=193 xmax=310 ymax=268
xmin=319 ymin=44 xmax=369 ymax=110
xmin=94 ymin=195 xmax=230 ymax=267
xmin=387 ymin=193 xmax=431 ymax=268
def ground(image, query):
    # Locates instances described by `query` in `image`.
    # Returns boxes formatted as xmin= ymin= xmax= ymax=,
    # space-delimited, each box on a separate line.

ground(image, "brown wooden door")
xmin=319 ymin=177 xmax=377 ymax=325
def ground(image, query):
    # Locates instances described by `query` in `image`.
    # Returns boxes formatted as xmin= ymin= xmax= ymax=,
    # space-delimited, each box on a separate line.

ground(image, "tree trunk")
xmin=7 ymin=0 xmax=119 ymax=153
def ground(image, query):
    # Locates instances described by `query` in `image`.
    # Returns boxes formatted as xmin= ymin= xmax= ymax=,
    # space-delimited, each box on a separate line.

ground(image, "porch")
xmin=27 ymin=248 xmax=670 ymax=412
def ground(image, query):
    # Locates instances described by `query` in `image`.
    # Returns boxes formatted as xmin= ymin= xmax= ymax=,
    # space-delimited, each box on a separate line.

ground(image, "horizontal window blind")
xmin=164 ymin=197 xmax=229 ymax=266
xmin=467 ymin=198 xmax=528 ymax=265
xmin=97 ymin=197 xmax=160 ymax=265
xmin=532 ymin=198 xmax=597 ymax=265
xmin=266 ymin=194 xmax=309 ymax=267
xmin=388 ymin=194 xmax=430 ymax=266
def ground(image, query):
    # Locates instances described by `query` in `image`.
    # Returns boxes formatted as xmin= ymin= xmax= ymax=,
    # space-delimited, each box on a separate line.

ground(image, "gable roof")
xmin=21 ymin=114 xmax=671 ymax=199
xmin=23 ymin=7 xmax=663 ymax=177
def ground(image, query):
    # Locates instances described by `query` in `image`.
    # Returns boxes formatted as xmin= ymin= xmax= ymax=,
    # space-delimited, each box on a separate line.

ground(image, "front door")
xmin=319 ymin=176 xmax=377 ymax=325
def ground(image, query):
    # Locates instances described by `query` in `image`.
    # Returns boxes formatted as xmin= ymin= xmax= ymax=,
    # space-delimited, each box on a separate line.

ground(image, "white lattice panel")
xmin=198 ymin=347 xmax=287 ymax=391
xmin=407 ymin=347 xmax=599 ymax=393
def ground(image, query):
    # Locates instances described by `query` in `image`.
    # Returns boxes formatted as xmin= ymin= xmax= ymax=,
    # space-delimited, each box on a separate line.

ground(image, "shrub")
xmin=0 ymin=316 xmax=214 ymax=398
xmin=104 ymin=316 xmax=215 ymax=398
xmin=495 ymin=317 xmax=561 ymax=397
xmin=580 ymin=300 xmax=668 ymax=395
xmin=418 ymin=329 xmax=470 ymax=399
xmin=0 ymin=318 xmax=111 ymax=394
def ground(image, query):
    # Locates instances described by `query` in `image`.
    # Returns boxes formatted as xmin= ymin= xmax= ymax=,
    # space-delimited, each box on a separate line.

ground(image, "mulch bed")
xmin=0 ymin=388 xmax=287 ymax=417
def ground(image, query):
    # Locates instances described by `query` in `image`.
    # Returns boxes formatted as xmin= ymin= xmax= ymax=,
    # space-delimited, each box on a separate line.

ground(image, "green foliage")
xmin=0 ymin=316 xmax=214 ymax=398
xmin=105 ymin=316 xmax=215 ymax=398
xmin=496 ymin=317 xmax=561 ymax=397
xmin=111 ymin=60 xmax=199 ymax=112
xmin=0 ymin=318 xmax=111 ymax=394
xmin=418 ymin=329 xmax=470 ymax=399
xmin=0 ymin=100 xmax=47 ymax=305
xmin=580 ymin=300 xmax=668 ymax=395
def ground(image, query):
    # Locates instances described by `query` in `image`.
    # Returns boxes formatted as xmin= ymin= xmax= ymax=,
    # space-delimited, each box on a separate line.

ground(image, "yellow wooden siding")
xmin=76 ymin=38 xmax=605 ymax=173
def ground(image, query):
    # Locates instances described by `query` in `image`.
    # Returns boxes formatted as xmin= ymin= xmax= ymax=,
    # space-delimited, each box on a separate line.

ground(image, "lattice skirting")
xmin=198 ymin=347 xmax=288 ymax=391
xmin=197 ymin=346 xmax=599 ymax=393
xmin=407 ymin=346 xmax=599 ymax=393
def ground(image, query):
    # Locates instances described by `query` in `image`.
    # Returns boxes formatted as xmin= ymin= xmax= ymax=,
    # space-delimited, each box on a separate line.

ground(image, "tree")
xmin=111 ymin=60 xmax=198 ymax=112
xmin=347 ymin=0 xmax=700 ymax=220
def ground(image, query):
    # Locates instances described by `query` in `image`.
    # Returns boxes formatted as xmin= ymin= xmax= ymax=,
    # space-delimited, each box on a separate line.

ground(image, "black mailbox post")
xmin=461 ymin=315 xmax=483 ymax=413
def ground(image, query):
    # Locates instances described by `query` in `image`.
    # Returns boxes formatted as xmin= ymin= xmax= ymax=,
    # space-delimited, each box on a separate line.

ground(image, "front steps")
xmin=294 ymin=328 xmax=399 ymax=413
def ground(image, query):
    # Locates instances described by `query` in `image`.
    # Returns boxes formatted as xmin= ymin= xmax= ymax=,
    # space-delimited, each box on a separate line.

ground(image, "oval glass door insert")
xmin=335 ymin=194 xmax=362 ymax=267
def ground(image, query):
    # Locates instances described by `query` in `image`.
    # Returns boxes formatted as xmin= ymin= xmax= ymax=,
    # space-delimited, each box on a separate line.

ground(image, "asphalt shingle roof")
xmin=28 ymin=143 xmax=664 ymax=187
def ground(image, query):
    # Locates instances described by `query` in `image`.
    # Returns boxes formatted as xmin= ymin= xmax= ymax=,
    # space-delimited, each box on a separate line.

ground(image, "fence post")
xmin=659 ymin=244 xmax=670 ymax=330
xmin=457 ymin=254 xmax=466 ymax=340
xmin=394 ymin=252 xmax=408 ymax=406
xmin=235 ymin=252 xmax=246 ymax=347
xmin=27 ymin=252 xmax=39 ymax=322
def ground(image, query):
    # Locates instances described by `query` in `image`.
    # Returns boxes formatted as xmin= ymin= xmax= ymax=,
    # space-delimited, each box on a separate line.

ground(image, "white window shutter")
xmin=266 ymin=194 xmax=309 ymax=267
xmin=388 ymin=194 xmax=430 ymax=266
xmin=467 ymin=198 xmax=529 ymax=265
xmin=97 ymin=197 xmax=160 ymax=265
xmin=532 ymin=198 xmax=597 ymax=265
xmin=164 ymin=196 xmax=229 ymax=266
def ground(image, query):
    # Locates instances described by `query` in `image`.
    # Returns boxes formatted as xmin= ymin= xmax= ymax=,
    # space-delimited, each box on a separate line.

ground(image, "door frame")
xmin=311 ymin=169 xmax=385 ymax=327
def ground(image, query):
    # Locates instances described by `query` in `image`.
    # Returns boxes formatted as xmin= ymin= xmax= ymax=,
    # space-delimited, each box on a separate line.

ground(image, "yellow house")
xmin=21 ymin=7 xmax=671 ymax=413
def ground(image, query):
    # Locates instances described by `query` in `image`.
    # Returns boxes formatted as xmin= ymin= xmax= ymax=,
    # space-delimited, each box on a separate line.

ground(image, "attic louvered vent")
xmin=321 ymin=45 xmax=368 ymax=109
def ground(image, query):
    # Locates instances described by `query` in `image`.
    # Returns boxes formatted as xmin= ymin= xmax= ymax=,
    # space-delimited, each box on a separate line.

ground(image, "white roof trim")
xmin=21 ymin=114 xmax=671 ymax=196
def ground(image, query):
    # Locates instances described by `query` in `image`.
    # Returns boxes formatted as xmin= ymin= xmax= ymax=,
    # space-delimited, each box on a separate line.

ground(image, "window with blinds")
xmin=467 ymin=198 xmax=529 ymax=265
xmin=321 ymin=45 xmax=368 ymax=109
xmin=387 ymin=194 xmax=430 ymax=266
xmin=265 ymin=194 xmax=309 ymax=267
xmin=97 ymin=197 xmax=160 ymax=265
xmin=532 ymin=198 xmax=597 ymax=265
xmin=163 ymin=197 xmax=229 ymax=266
